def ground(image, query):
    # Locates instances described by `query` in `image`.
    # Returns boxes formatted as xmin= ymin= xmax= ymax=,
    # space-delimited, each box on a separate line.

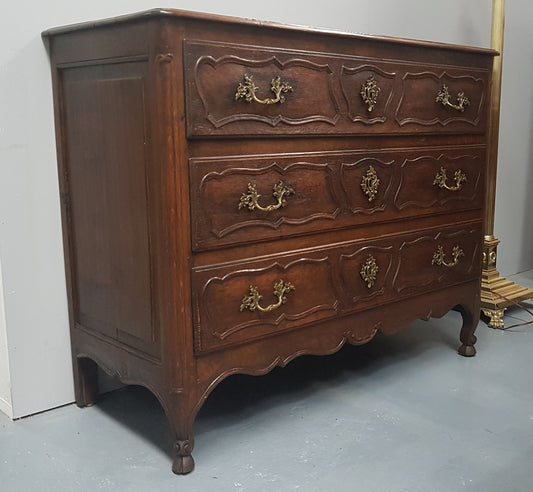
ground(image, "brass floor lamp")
xmin=481 ymin=0 xmax=533 ymax=328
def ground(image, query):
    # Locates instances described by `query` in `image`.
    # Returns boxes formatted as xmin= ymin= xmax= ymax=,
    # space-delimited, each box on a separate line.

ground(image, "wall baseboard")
xmin=0 ymin=396 xmax=13 ymax=420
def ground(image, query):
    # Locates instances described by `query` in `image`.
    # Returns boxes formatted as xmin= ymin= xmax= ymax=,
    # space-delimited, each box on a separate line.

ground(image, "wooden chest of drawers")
xmin=43 ymin=9 xmax=495 ymax=474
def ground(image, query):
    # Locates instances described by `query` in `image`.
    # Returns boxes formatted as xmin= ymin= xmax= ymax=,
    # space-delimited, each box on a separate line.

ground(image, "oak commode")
xmin=42 ymin=9 xmax=495 ymax=474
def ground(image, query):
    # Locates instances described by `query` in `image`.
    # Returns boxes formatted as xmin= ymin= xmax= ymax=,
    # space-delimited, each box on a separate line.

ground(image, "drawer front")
xmin=393 ymin=225 xmax=482 ymax=295
xmin=185 ymin=40 xmax=340 ymax=137
xmin=192 ymin=223 xmax=482 ymax=353
xmin=338 ymin=224 xmax=482 ymax=313
xmin=190 ymin=147 xmax=485 ymax=251
xmin=395 ymin=71 xmax=487 ymax=131
xmin=190 ymin=153 xmax=342 ymax=250
xmin=184 ymin=41 xmax=490 ymax=137
xmin=393 ymin=150 xmax=484 ymax=211
xmin=192 ymin=250 xmax=341 ymax=354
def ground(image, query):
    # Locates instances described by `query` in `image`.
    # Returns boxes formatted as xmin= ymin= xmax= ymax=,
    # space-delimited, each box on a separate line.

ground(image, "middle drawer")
xmin=190 ymin=146 xmax=485 ymax=251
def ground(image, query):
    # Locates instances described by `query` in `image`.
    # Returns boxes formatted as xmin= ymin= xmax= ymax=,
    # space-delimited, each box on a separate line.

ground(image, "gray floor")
xmin=2 ymin=271 xmax=533 ymax=492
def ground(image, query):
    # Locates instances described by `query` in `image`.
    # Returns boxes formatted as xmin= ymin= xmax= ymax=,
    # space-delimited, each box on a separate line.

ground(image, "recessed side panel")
xmin=60 ymin=61 xmax=159 ymax=358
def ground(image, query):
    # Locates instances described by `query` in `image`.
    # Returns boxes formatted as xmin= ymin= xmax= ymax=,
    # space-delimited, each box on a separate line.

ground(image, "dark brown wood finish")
xmin=42 ymin=9 xmax=495 ymax=474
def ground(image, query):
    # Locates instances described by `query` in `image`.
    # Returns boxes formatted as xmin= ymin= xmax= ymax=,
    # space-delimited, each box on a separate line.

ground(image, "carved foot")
xmin=482 ymin=308 xmax=506 ymax=329
xmin=172 ymin=440 xmax=195 ymax=475
xmin=457 ymin=344 xmax=476 ymax=357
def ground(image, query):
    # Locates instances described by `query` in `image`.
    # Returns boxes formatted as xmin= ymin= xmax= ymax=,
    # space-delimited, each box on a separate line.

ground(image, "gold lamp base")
xmin=481 ymin=236 xmax=533 ymax=328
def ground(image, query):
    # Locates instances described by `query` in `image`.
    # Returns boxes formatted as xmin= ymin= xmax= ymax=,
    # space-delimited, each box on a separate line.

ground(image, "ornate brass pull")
xmin=432 ymin=245 xmax=465 ymax=268
xmin=360 ymin=255 xmax=379 ymax=289
xmin=360 ymin=76 xmax=380 ymax=112
xmin=235 ymin=73 xmax=293 ymax=105
xmin=433 ymin=167 xmax=467 ymax=191
xmin=361 ymin=165 xmax=380 ymax=202
xmin=238 ymin=181 xmax=294 ymax=212
xmin=436 ymin=84 xmax=470 ymax=112
xmin=240 ymin=279 xmax=295 ymax=313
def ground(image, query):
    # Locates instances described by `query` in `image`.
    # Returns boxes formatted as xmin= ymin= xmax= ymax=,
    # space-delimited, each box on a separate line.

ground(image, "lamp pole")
xmin=480 ymin=0 xmax=533 ymax=327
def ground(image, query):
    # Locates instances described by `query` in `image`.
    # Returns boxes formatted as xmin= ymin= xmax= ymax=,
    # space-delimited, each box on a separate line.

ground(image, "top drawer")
xmin=184 ymin=40 xmax=490 ymax=138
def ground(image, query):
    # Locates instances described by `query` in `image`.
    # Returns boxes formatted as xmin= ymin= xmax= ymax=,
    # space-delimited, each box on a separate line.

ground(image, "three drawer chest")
xmin=43 ymin=9 xmax=496 ymax=474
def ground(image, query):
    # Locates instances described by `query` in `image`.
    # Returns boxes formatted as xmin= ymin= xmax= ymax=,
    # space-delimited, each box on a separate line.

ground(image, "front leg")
xmin=456 ymin=303 xmax=479 ymax=357
xmin=159 ymin=392 xmax=198 ymax=475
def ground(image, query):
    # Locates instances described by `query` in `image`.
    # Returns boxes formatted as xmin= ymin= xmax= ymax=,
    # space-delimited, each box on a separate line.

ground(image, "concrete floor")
xmin=1 ymin=270 xmax=532 ymax=492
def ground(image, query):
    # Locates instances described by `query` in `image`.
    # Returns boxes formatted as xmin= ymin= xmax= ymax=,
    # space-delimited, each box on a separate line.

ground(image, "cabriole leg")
xmin=160 ymin=393 xmax=197 ymax=475
xmin=456 ymin=304 xmax=478 ymax=357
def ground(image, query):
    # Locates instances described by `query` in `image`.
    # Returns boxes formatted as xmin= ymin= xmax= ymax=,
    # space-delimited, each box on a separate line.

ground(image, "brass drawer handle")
xmin=436 ymin=84 xmax=470 ymax=112
xmin=432 ymin=245 xmax=465 ymax=268
xmin=235 ymin=73 xmax=293 ymax=105
xmin=360 ymin=255 xmax=379 ymax=289
xmin=360 ymin=75 xmax=380 ymax=112
xmin=240 ymin=279 xmax=295 ymax=313
xmin=433 ymin=167 xmax=467 ymax=191
xmin=238 ymin=181 xmax=294 ymax=212
xmin=361 ymin=165 xmax=380 ymax=202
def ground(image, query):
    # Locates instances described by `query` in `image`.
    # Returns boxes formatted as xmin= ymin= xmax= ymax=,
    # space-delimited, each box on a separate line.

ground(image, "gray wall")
xmin=494 ymin=0 xmax=533 ymax=275
xmin=2 ymin=0 xmax=528 ymax=418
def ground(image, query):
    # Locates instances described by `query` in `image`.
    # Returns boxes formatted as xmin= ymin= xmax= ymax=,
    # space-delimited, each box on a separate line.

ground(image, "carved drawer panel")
xmin=189 ymin=153 xmax=341 ymax=251
xmin=337 ymin=224 xmax=482 ymax=313
xmin=184 ymin=40 xmax=340 ymax=137
xmin=393 ymin=148 xmax=485 ymax=212
xmin=395 ymin=70 xmax=488 ymax=133
xmin=192 ymin=222 xmax=482 ymax=353
xmin=338 ymin=243 xmax=396 ymax=310
xmin=340 ymin=63 xmax=397 ymax=124
xmin=339 ymin=156 xmax=396 ymax=214
xmin=185 ymin=41 xmax=490 ymax=137
xmin=192 ymin=249 xmax=340 ymax=353
xmin=340 ymin=63 xmax=489 ymax=134
xmin=336 ymin=147 xmax=485 ymax=221
xmin=393 ymin=225 xmax=482 ymax=296
xmin=191 ymin=147 xmax=484 ymax=251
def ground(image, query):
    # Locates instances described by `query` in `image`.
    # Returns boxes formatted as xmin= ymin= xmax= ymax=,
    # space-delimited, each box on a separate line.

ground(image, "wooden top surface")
xmin=42 ymin=8 xmax=497 ymax=57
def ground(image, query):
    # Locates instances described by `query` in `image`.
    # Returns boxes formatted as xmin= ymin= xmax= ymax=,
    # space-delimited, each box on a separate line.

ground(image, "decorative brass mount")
xmin=360 ymin=76 xmax=380 ymax=112
xmin=432 ymin=245 xmax=464 ymax=268
xmin=240 ymin=280 xmax=295 ymax=313
xmin=433 ymin=167 xmax=467 ymax=191
xmin=360 ymin=165 xmax=380 ymax=202
xmin=235 ymin=73 xmax=293 ymax=105
xmin=436 ymin=84 xmax=470 ymax=112
xmin=360 ymin=255 xmax=379 ymax=289
xmin=238 ymin=181 xmax=294 ymax=212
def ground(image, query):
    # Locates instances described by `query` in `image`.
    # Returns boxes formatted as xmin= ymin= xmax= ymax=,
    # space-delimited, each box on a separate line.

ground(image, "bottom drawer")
xmin=192 ymin=223 xmax=482 ymax=354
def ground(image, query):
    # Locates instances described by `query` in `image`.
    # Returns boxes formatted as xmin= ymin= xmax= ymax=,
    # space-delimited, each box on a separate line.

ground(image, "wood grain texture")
xmin=43 ymin=9 xmax=494 ymax=475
